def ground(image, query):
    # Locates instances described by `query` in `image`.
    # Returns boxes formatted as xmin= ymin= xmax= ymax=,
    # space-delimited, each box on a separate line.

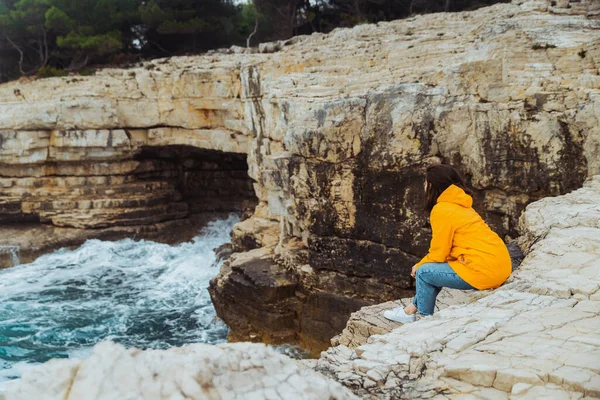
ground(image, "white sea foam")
xmin=0 ymin=216 xmax=238 ymax=388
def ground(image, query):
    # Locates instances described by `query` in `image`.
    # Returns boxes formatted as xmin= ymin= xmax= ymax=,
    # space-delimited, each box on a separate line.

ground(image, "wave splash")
xmin=0 ymin=216 xmax=238 ymax=386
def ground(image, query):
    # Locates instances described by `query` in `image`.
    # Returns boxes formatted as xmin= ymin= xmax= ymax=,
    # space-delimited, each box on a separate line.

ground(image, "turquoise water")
xmin=0 ymin=216 xmax=239 ymax=389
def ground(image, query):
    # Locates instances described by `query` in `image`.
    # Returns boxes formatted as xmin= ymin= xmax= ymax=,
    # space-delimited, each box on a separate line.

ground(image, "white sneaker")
xmin=383 ymin=307 xmax=417 ymax=324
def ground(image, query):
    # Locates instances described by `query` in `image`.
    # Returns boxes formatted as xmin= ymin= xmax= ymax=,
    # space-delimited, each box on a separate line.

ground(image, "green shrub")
xmin=37 ymin=66 xmax=67 ymax=78
xmin=79 ymin=68 xmax=96 ymax=76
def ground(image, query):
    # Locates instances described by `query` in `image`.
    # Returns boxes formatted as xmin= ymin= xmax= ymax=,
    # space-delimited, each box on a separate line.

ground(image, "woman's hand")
xmin=411 ymin=264 xmax=418 ymax=278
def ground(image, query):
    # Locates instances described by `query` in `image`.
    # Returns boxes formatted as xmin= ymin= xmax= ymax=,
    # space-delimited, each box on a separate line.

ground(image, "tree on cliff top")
xmin=0 ymin=0 xmax=141 ymax=76
xmin=254 ymin=0 xmax=511 ymax=40
xmin=0 ymin=0 xmax=511 ymax=83
xmin=0 ymin=0 xmax=253 ymax=81
xmin=0 ymin=0 xmax=51 ymax=75
xmin=45 ymin=0 xmax=140 ymax=70
xmin=139 ymin=0 xmax=242 ymax=54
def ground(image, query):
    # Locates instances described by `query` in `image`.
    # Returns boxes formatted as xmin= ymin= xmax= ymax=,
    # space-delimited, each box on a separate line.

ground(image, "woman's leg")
xmin=415 ymin=262 xmax=475 ymax=316
xmin=404 ymin=296 xmax=418 ymax=315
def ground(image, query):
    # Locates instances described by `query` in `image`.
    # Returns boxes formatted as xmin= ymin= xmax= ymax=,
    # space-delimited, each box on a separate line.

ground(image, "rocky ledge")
xmin=316 ymin=175 xmax=600 ymax=399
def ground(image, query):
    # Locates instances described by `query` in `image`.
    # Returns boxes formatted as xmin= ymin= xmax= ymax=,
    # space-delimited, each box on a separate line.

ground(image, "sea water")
xmin=0 ymin=216 xmax=239 ymax=390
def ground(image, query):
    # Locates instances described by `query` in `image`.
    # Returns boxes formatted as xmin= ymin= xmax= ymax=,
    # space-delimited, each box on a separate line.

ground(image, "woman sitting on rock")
xmin=383 ymin=164 xmax=511 ymax=323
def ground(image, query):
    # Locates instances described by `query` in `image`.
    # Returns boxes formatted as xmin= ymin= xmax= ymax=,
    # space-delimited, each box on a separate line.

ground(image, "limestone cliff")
xmin=213 ymin=0 xmax=600 ymax=352
xmin=0 ymin=0 xmax=599 ymax=352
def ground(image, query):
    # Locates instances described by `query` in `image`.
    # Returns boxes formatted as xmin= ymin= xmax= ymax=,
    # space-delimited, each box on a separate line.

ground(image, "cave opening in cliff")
xmin=134 ymin=145 xmax=258 ymax=218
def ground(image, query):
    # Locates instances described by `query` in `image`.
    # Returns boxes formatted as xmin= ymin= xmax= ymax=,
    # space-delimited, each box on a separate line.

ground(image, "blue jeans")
xmin=412 ymin=262 xmax=475 ymax=316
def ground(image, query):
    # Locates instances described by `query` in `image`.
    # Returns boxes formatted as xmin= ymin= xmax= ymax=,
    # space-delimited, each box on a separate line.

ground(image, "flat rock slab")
xmin=316 ymin=176 xmax=600 ymax=399
xmin=331 ymin=289 xmax=483 ymax=349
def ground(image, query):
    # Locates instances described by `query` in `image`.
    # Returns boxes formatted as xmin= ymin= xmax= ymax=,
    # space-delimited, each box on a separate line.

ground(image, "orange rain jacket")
xmin=414 ymin=184 xmax=512 ymax=290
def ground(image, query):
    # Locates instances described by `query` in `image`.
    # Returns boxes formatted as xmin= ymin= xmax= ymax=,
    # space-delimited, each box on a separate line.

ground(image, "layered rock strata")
xmin=316 ymin=175 xmax=600 ymax=399
xmin=0 ymin=86 xmax=257 ymax=267
xmin=0 ymin=341 xmax=359 ymax=400
xmin=1 ymin=0 xmax=599 ymax=351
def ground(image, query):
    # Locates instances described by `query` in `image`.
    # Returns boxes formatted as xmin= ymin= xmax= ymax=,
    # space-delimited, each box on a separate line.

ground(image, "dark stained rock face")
xmin=211 ymin=2 xmax=597 ymax=351
xmin=209 ymin=248 xmax=299 ymax=345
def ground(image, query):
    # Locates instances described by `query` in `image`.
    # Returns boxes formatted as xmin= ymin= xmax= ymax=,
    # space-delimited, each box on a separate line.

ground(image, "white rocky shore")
xmin=2 ymin=177 xmax=599 ymax=400
xmin=316 ymin=175 xmax=600 ymax=399
xmin=0 ymin=342 xmax=358 ymax=400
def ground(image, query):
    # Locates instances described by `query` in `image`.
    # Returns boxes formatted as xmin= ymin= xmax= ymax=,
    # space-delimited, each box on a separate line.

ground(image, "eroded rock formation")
xmin=1 ymin=0 xmax=599 ymax=351
xmin=0 ymin=71 xmax=257 ymax=266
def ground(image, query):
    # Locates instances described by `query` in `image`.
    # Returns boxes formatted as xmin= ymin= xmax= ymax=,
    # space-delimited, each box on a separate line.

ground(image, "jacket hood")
xmin=437 ymin=184 xmax=473 ymax=208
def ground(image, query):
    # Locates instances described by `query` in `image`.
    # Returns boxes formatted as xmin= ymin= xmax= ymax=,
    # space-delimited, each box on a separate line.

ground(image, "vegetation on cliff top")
xmin=0 ymin=0 xmax=509 ymax=83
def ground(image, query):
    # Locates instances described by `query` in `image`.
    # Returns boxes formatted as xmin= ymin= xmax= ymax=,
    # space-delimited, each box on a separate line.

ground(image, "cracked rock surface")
xmin=330 ymin=289 xmax=483 ymax=350
xmin=0 ymin=341 xmax=359 ymax=400
xmin=316 ymin=176 xmax=600 ymax=399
